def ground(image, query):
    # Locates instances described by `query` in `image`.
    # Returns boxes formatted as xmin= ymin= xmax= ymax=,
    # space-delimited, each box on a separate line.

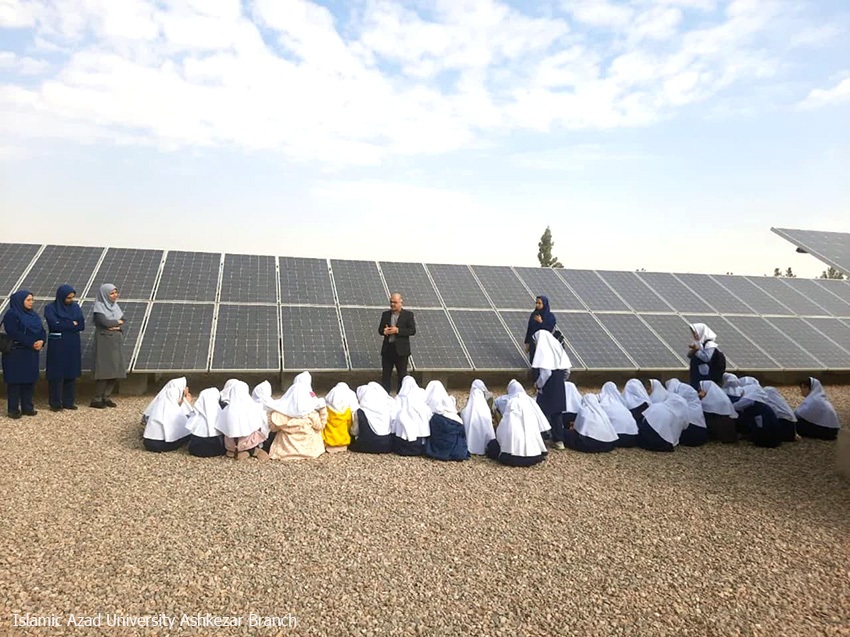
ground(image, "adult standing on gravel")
xmin=44 ymin=284 xmax=85 ymax=411
xmin=378 ymin=293 xmax=416 ymax=395
xmin=90 ymin=283 xmax=126 ymax=409
xmin=2 ymin=290 xmax=46 ymax=419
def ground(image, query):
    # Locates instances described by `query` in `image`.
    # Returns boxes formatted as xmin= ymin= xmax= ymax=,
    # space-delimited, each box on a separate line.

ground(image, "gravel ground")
xmin=1 ymin=383 xmax=849 ymax=636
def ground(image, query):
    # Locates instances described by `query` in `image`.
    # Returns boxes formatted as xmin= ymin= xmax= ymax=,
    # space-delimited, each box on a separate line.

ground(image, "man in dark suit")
xmin=378 ymin=293 xmax=416 ymax=394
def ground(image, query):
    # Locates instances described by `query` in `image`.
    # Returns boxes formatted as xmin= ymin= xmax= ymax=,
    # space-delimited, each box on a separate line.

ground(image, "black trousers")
xmin=49 ymin=378 xmax=77 ymax=408
xmin=381 ymin=344 xmax=408 ymax=394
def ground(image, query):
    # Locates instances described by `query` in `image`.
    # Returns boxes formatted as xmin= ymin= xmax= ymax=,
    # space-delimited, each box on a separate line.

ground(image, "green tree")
xmin=785 ymin=267 xmax=796 ymax=278
xmin=537 ymin=226 xmax=563 ymax=268
xmin=773 ymin=267 xmax=781 ymax=277
xmin=820 ymin=266 xmax=847 ymax=280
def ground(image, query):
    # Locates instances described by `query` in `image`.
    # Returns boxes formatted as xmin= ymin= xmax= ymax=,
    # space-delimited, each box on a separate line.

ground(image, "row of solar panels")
xmin=772 ymin=227 xmax=850 ymax=278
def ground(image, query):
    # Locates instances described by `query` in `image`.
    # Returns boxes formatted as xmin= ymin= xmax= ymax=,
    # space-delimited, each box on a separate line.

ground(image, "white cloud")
xmin=790 ymin=24 xmax=842 ymax=48
xmin=0 ymin=50 xmax=51 ymax=75
xmin=0 ymin=0 xmax=36 ymax=28
xmin=797 ymin=77 xmax=850 ymax=110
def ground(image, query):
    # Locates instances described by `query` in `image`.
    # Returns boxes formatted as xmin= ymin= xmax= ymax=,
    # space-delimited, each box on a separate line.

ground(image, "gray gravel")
xmin=1 ymin=384 xmax=848 ymax=636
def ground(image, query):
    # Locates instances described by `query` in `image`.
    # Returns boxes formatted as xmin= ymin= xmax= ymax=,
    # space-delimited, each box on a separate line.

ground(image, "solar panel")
xmin=407 ymin=309 xmax=471 ymax=370
xmin=558 ymin=270 xmax=629 ymax=311
xmin=595 ymin=314 xmax=686 ymax=369
xmin=426 ymin=264 xmax=490 ymax=308
xmin=771 ymin=227 xmax=850 ymax=277
xmin=671 ymin=273 xmax=756 ymax=314
xmin=723 ymin=316 xmax=822 ymax=369
xmin=134 ymin=303 xmax=215 ymax=371
xmin=710 ymin=275 xmax=792 ymax=315
xmin=782 ymin=279 xmax=850 ymax=317
xmin=636 ymin=272 xmax=714 ymax=313
xmin=556 ymin=313 xmax=636 ymax=370
xmin=379 ymin=262 xmax=441 ymax=308
xmin=281 ymin=305 xmax=347 ymax=370
xmin=331 ymin=260 xmax=387 ymax=306
xmin=20 ymin=245 xmax=105 ymax=299
xmin=498 ymin=311 xmax=584 ymax=369
xmin=814 ymin=279 xmax=850 ymax=305
xmin=89 ymin=248 xmax=163 ymax=301
xmin=747 ymin=277 xmax=831 ymax=316
xmin=596 ymin=270 xmax=674 ymax=312
xmin=0 ymin=243 xmax=40 ymax=299
xmin=635 ymin=314 xmax=693 ymax=359
xmin=684 ymin=315 xmax=778 ymax=370
xmin=80 ymin=301 xmax=148 ymax=373
xmin=279 ymin=257 xmax=335 ymax=305
xmin=802 ymin=318 xmax=850 ymax=361
xmin=449 ymin=310 xmax=528 ymax=370
xmin=763 ymin=317 xmax=850 ymax=369
xmin=513 ymin=267 xmax=585 ymax=311
xmin=211 ymin=304 xmax=280 ymax=372
xmin=340 ymin=307 xmax=382 ymax=370
xmin=220 ymin=254 xmax=277 ymax=303
xmin=155 ymin=251 xmax=221 ymax=302
xmin=470 ymin=265 xmax=534 ymax=310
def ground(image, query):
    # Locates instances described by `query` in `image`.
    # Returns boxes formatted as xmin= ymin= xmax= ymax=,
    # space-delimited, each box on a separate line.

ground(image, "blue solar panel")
xmin=782 ymin=279 xmax=850 ymax=317
xmin=89 ymin=248 xmax=163 ymax=301
xmin=408 ymin=309 xmax=471 ymax=370
xmin=637 ymin=272 xmax=714 ymax=313
xmin=673 ymin=273 xmax=756 ymax=314
xmin=281 ymin=305 xmax=347 ymax=370
xmin=331 ymin=260 xmax=387 ymax=306
xmin=723 ymin=316 xmax=821 ymax=369
xmin=340 ymin=307 xmax=382 ymax=370
xmin=0 ymin=243 xmax=40 ymax=299
xmin=20 ymin=245 xmax=105 ymax=299
xmin=559 ymin=270 xmax=629 ymax=311
xmin=211 ymin=304 xmax=280 ymax=371
xmin=497 ymin=311 xmax=584 ymax=370
xmin=134 ymin=303 xmax=215 ymax=371
xmin=279 ymin=257 xmax=335 ymax=306
xmin=763 ymin=317 xmax=850 ymax=369
xmin=595 ymin=314 xmax=686 ymax=369
xmin=470 ymin=265 xmax=534 ymax=310
xmin=557 ymin=312 xmax=636 ymax=370
xmin=684 ymin=315 xmax=778 ymax=370
xmin=513 ymin=267 xmax=585 ymax=311
xmin=155 ymin=251 xmax=221 ymax=302
xmin=380 ymin=262 xmax=441 ymax=308
xmin=220 ymin=254 xmax=277 ymax=303
xmin=596 ymin=270 xmax=673 ymax=312
xmin=449 ymin=310 xmax=528 ymax=370
xmin=426 ymin=264 xmax=490 ymax=308
xmin=710 ymin=275 xmax=792 ymax=315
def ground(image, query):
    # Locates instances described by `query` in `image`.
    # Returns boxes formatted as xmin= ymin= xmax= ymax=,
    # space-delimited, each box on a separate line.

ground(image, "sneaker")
xmin=50 ymin=405 xmax=63 ymax=412
xmin=104 ymin=400 xmax=118 ymax=408
xmin=89 ymin=400 xmax=106 ymax=409
xmin=7 ymin=411 xmax=21 ymax=420
xmin=553 ymin=441 xmax=566 ymax=451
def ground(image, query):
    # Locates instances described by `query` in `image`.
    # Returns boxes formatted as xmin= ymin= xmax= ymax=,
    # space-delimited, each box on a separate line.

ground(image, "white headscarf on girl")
xmin=356 ymin=382 xmax=393 ymax=436
xmin=277 ymin=371 xmax=321 ymax=418
xmin=598 ymin=384 xmax=638 ymax=436
xmin=666 ymin=378 xmax=707 ymax=428
xmin=762 ymin=386 xmax=796 ymax=422
xmin=564 ymin=381 xmax=583 ymax=414
xmin=461 ymin=379 xmax=495 ymax=455
xmin=532 ymin=330 xmax=572 ymax=387
xmin=622 ymin=379 xmax=651 ymax=410
xmin=574 ymin=394 xmax=619 ymax=443
xmin=648 ymin=379 xmax=668 ymax=404
xmin=641 ymin=400 xmax=685 ymax=446
xmin=424 ymin=380 xmax=462 ymax=423
xmin=600 ymin=381 xmax=627 ymax=407
xmin=690 ymin=323 xmax=717 ymax=348
xmin=143 ymin=377 xmax=192 ymax=442
xmin=325 ymin=382 xmax=359 ymax=414
xmin=494 ymin=379 xmax=526 ymax=415
xmin=252 ymin=381 xmax=277 ymax=411
xmin=699 ymin=380 xmax=738 ymax=418
xmin=392 ymin=376 xmax=432 ymax=441
xmin=795 ymin=378 xmax=840 ymax=429
xmin=496 ymin=394 xmax=548 ymax=458
xmin=216 ymin=380 xmax=268 ymax=438
xmin=185 ymin=387 xmax=223 ymax=438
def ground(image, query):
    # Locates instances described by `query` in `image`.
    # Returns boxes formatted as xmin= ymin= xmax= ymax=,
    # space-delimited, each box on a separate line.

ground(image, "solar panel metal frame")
xmin=636 ymin=272 xmax=715 ymax=314
xmin=512 ymin=267 xmax=586 ymax=311
xmin=671 ymin=272 xmax=757 ymax=314
xmin=133 ymin=302 xmax=216 ymax=372
xmin=279 ymin=257 xmax=335 ymax=306
xmin=0 ymin=243 xmax=42 ymax=299
xmin=280 ymin=304 xmax=348 ymax=371
xmin=708 ymin=275 xmax=794 ymax=315
xmin=596 ymin=270 xmax=674 ymax=312
xmin=379 ymin=261 xmax=443 ymax=309
xmin=782 ymin=278 xmax=850 ymax=317
xmin=425 ymin=263 xmax=491 ymax=309
xmin=219 ymin=254 xmax=278 ymax=304
xmin=497 ymin=310 xmax=585 ymax=369
xmin=771 ymin=227 xmax=850 ymax=277
xmin=154 ymin=251 xmax=223 ymax=302
xmin=210 ymin=303 xmax=281 ymax=372
xmin=407 ymin=308 xmax=472 ymax=371
xmin=557 ymin=269 xmax=630 ymax=312
xmin=19 ymin=245 xmax=106 ymax=299
xmin=683 ymin=315 xmax=779 ymax=371
xmin=722 ymin=315 xmax=823 ymax=370
xmin=469 ymin=265 xmax=535 ymax=310
xmin=331 ymin=260 xmax=388 ymax=307
xmin=448 ymin=309 xmax=530 ymax=370
xmin=595 ymin=313 xmax=687 ymax=370
xmin=763 ymin=316 xmax=850 ymax=370
xmin=555 ymin=312 xmax=637 ymax=370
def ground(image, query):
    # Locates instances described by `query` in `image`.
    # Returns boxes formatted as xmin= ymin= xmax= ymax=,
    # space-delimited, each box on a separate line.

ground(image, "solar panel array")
xmin=2 ymin=242 xmax=850 ymax=373
xmin=772 ymin=227 xmax=850 ymax=277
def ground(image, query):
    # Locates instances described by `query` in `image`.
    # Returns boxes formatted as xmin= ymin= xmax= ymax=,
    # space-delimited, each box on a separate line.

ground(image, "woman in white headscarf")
xmin=494 ymin=379 xmax=527 ymax=416
xmin=565 ymin=394 xmax=618 ymax=453
xmin=424 ymin=380 xmax=469 ymax=461
xmin=647 ymin=379 xmax=668 ymax=404
xmin=532 ymin=330 xmax=572 ymax=450
xmin=637 ymin=394 xmax=688 ymax=452
xmin=461 ymin=380 xmax=496 ymax=455
xmin=762 ymin=386 xmax=798 ymax=442
xmin=324 ymin=382 xmax=358 ymax=453
xmin=391 ymin=376 xmax=431 ymax=456
xmin=622 ymin=379 xmax=651 ymax=421
xmin=251 ymin=380 xmax=280 ymax=452
xmin=485 ymin=380 xmax=549 ymax=467
xmin=795 ymin=377 xmax=840 ymax=440
xmin=699 ymin=380 xmax=739 ymax=444
xmin=268 ymin=371 xmax=328 ymax=461
xmin=217 ymin=379 xmax=269 ymax=460
xmin=666 ymin=379 xmax=708 ymax=447
xmin=186 ymin=387 xmax=225 ymax=457
xmin=349 ymin=382 xmax=394 ymax=454
xmin=688 ymin=323 xmax=725 ymax=389
xmin=598 ymin=382 xmax=639 ymax=447
xmin=726 ymin=380 xmax=785 ymax=448
xmin=563 ymin=381 xmax=583 ymax=427
xmin=142 ymin=377 xmax=193 ymax=452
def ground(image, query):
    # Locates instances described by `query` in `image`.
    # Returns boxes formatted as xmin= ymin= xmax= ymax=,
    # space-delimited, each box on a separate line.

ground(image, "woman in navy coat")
xmin=44 ymin=284 xmax=85 ymax=411
xmin=2 ymin=290 xmax=46 ymax=418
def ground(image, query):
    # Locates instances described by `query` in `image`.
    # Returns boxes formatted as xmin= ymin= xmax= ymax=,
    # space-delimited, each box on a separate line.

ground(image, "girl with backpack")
xmin=687 ymin=323 xmax=726 ymax=390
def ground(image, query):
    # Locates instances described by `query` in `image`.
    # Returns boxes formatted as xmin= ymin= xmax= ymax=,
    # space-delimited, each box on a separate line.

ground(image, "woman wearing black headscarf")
xmin=44 ymin=284 xmax=85 ymax=411
xmin=2 ymin=290 xmax=46 ymax=418
xmin=523 ymin=295 xmax=556 ymax=364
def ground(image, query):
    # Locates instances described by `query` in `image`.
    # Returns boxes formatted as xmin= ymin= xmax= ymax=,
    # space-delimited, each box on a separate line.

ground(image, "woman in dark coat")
xmin=524 ymin=295 xmax=556 ymax=365
xmin=2 ymin=290 xmax=46 ymax=418
xmin=91 ymin=283 xmax=126 ymax=408
xmin=44 ymin=284 xmax=85 ymax=411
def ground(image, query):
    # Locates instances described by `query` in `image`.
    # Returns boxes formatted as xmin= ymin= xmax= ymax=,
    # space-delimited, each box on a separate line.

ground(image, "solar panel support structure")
xmin=275 ymin=256 xmax=284 ymax=375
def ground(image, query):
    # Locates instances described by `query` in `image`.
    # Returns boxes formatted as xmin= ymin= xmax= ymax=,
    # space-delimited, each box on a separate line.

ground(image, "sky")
xmin=0 ymin=0 xmax=848 ymax=278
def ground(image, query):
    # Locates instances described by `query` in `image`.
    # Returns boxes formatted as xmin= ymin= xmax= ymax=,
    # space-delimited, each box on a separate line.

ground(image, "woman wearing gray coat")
xmin=90 ymin=283 xmax=126 ymax=408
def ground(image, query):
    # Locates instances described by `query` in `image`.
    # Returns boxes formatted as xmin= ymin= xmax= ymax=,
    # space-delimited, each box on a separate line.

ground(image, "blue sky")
xmin=1 ymin=0 xmax=848 ymax=277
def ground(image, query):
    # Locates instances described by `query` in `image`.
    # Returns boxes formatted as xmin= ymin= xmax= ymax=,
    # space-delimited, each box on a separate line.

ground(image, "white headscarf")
xmin=461 ymin=379 xmax=496 ymax=455
xmin=648 ymin=379 xmax=668 ymax=404
xmin=622 ymin=379 xmax=651 ymax=410
xmin=504 ymin=380 xmax=551 ymax=434
xmin=641 ymin=400 xmax=685 ymax=446
xmin=732 ymin=382 xmax=771 ymax=412
xmin=252 ymin=381 xmax=275 ymax=410
xmin=690 ymin=323 xmax=717 ymax=347
xmin=424 ymin=380 xmax=462 ymax=423
xmin=92 ymin=283 xmax=123 ymax=321
xmin=564 ymin=381 xmax=583 ymax=413
xmin=356 ymin=382 xmax=393 ymax=436
xmin=216 ymin=380 xmax=268 ymax=438
xmin=699 ymin=380 xmax=738 ymax=418
xmin=532 ymin=330 xmax=572 ymax=371
xmin=496 ymin=395 xmax=548 ymax=457
xmin=326 ymin=382 xmax=359 ymax=414
xmin=143 ymin=377 xmax=192 ymax=442
xmin=277 ymin=371 xmax=321 ymax=418
xmin=722 ymin=373 xmax=744 ymax=397
xmin=574 ymin=394 xmax=619 ymax=443
xmin=185 ymin=387 xmax=223 ymax=438
xmin=666 ymin=379 xmax=707 ymax=428
xmin=762 ymin=387 xmax=796 ymax=422
xmin=598 ymin=384 xmax=638 ymax=436
xmin=494 ymin=379 xmax=526 ymax=415
xmin=795 ymin=378 xmax=840 ymax=429
xmin=392 ymin=376 xmax=432 ymax=441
